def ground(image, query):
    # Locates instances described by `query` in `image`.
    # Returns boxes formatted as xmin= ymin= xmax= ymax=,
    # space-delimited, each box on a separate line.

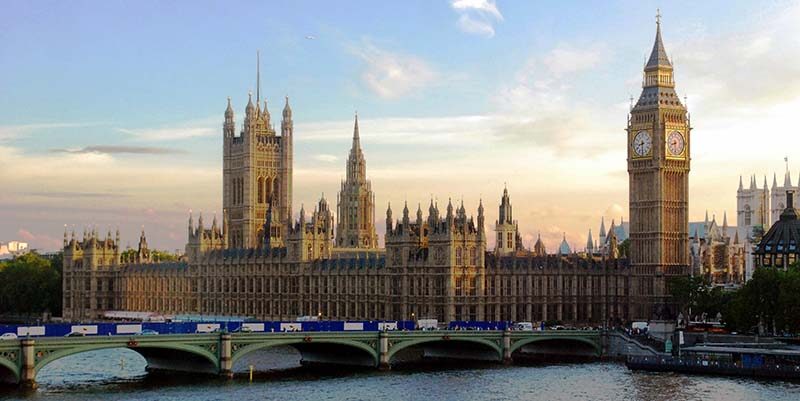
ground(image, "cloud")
xmin=312 ymin=154 xmax=338 ymax=163
xmin=542 ymin=44 xmax=609 ymax=77
xmin=451 ymin=0 xmax=503 ymax=38
xmin=0 ymin=122 xmax=105 ymax=142
xmin=50 ymin=145 xmax=185 ymax=155
xmin=26 ymin=191 xmax=129 ymax=199
xmin=350 ymin=42 xmax=437 ymax=99
xmin=673 ymin=3 xmax=800 ymax=113
xmin=16 ymin=228 xmax=61 ymax=251
xmin=117 ymin=117 xmax=218 ymax=141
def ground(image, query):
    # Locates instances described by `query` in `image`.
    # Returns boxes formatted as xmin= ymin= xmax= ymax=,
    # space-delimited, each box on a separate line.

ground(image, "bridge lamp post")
xmin=411 ymin=313 xmax=416 ymax=330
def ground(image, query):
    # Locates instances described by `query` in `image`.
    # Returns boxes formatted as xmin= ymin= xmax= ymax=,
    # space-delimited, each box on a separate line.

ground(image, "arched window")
xmin=257 ymin=177 xmax=264 ymax=203
xmin=744 ymin=204 xmax=752 ymax=226
xmin=265 ymin=177 xmax=272 ymax=204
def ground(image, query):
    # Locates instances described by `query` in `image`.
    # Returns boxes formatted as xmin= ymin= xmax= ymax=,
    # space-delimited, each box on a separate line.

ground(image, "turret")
xmin=477 ymin=198 xmax=485 ymax=231
xmin=402 ymin=201 xmax=410 ymax=226
xmin=386 ymin=203 xmax=393 ymax=234
xmin=446 ymin=198 xmax=454 ymax=226
xmin=224 ymin=97 xmax=235 ymax=138
xmin=188 ymin=210 xmax=194 ymax=238
xmin=599 ymin=217 xmax=607 ymax=244
xmin=245 ymin=92 xmax=255 ymax=119
xmin=282 ymin=95 xmax=292 ymax=122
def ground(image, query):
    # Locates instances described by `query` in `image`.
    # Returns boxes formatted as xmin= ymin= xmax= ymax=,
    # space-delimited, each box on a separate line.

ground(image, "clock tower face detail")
xmin=628 ymin=15 xmax=691 ymax=318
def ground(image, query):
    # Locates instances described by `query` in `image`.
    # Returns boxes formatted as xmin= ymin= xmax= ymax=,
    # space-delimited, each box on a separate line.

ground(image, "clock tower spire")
xmin=628 ymin=11 xmax=691 ymax=320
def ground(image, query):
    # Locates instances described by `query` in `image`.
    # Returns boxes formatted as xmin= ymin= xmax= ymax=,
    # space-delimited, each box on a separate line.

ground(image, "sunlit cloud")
xmin=312 ymin=154 xmax=338 ymax=163
xmin=50 ymin=145 xmax=185 ymax=155
xmin=350 ymin=42 xmax=437 ymax=99
xmin=117 ymin=117 xmax=218 ymax=141
xmin=451 ymin=0 xmax=503 ymax=38
xmin=0 ymin=122 xmax=106 ymax=142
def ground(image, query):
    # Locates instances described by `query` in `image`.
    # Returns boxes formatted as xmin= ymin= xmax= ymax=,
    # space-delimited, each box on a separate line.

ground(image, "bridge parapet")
xmin=0 ymin=330 xmax=603 ymax=388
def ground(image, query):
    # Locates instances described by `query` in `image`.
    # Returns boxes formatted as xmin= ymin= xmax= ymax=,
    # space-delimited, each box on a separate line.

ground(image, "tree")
xmin=0 ymin=252 xmax=62 ymax=318
xmin=617 ymin=239 xmax=631 ymax=258
xmin=668 ymin=275 xmax=707 ymax=319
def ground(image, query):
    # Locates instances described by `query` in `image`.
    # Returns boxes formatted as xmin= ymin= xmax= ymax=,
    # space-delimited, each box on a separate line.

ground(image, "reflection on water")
xmin=1 ymin=348 xmax=799 ymax=401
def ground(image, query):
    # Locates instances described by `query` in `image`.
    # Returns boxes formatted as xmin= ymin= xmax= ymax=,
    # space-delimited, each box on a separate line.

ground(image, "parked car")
xmin=0 ymin=333 xmax=18 ymax=340
xmin=65 ymin=332 xmax=86 ymax=337
xmin=135 ymin=329 xmax=159 ymax=336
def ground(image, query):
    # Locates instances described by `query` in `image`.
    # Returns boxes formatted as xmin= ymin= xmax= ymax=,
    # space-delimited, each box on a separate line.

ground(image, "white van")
xmin=416 ymin=319 xmax=438 ymax=330
xmin=514 ymin=322 xmax=534 ymax=331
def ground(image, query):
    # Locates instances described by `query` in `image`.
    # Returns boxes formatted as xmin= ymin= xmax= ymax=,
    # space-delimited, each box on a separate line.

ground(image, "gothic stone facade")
xmin=627 ymin=18 xmax=690 ymax=314
xmin=63 ymin=20 xmax=680 ymax=325
xmin=63 ymin=203 xmax=634 ymax=324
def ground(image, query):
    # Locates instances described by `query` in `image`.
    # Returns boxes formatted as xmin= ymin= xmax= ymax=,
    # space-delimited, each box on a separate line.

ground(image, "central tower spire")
xmin=336 ymin=112 xmax=378 ymax=249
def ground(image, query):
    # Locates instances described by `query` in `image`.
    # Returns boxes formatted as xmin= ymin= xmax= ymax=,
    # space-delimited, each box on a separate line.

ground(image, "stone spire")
xmin=739 ymin=175 xmax=744 ymax=191
xmin=646 ymin=9 xmax=671 ymax=69
xmin=346 ymin=113 xmax=366 ymax=184
xmin=533 ymin=233 xmax=546 ymax=256
xmin=225 ymin=97 xmax=234 ymax=119
xmin=336 ymin=111 xmax=378 ymax=248
xmin=256 ymin=50 xmax=261 ymax=104
xmin=722 ymin=211 xmax=729 ymax=237
xmin=385 ymin=203 xmax=393 ymax=234
xmin=498 ymin=184 xmax=512 ymax=225
xmin=188 ymin=210 xmax=193 ymax=238
xmin=283 ymin=96 xmax=292 ymax=120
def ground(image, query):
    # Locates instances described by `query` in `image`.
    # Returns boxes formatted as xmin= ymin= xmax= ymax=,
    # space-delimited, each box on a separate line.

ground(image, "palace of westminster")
xmin=61 ymin=19 xmax=800 ymax=325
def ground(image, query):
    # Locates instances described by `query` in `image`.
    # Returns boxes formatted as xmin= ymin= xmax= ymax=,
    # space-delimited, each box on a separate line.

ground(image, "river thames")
xmin=1 ymin=348 xmax=799 ymax=401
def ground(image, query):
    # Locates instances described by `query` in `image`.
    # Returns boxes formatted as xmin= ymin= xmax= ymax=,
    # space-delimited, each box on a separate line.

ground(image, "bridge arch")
xmin=0 ymin=357 xmax=19 ymax=384
xmin=509 ymin=336 xmax=601 ymax=357
xmin=34 ymin=343 xmax=219 ymax=377
xmin=231 ymin=338 xmax=379 ymax=368
xmin=386 ymin=336 xmax=503 ymax=362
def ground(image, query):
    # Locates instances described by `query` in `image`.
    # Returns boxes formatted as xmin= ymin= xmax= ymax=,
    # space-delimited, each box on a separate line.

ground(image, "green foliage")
xmin=120 ymin=248 xmax=179 ymax=262
xmin=121 ymin=248 xmax=137 ymax=261
xmin=668 ymin=275 xmax=707 ymax=317
xmin=0 ymin=252 xmax=62 ymax=317
xmin=617 ymin=239 xmax=630 ymax=258
xmin=722 ymin=266 xmax=800 ymax=334
xmin=151 ymin=250 xmax=179 ymax=262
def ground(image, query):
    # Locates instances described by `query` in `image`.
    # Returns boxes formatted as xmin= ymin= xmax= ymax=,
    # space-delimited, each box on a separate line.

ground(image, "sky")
xmin=1 ymin=0 xmax=799 ymax=252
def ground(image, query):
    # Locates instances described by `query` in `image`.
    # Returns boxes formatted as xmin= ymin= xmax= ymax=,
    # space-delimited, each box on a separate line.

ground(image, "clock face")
xmin=667 ymin=131 xmax=685 ymax=156
xmin=632 ymin=131 xmax=652 ymax=157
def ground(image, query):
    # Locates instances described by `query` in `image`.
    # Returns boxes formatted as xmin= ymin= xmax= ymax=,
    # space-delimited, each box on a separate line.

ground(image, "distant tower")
xmin=737 ymin=174 xmax=770 ymax=280
xmin=222 ymin=53 xmax=293 ymax=249
xmin=771 ymin=160 xmax=799 ymax=226
xmin=628 ymin=12 xmax=691 ymax=318
xmin=336 ymin=113 xmax=378 ymax=249
xmin=495 ymin=186 xmax=520 ymax=256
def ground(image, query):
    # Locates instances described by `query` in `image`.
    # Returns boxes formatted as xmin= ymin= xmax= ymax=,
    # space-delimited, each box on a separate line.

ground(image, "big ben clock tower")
xmin=628 ymin=12 xmax=690 ymax=319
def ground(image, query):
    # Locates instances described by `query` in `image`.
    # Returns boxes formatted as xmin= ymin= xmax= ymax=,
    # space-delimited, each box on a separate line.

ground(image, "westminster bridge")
xmin=0 ymin=330 xmax=606 ymax=388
